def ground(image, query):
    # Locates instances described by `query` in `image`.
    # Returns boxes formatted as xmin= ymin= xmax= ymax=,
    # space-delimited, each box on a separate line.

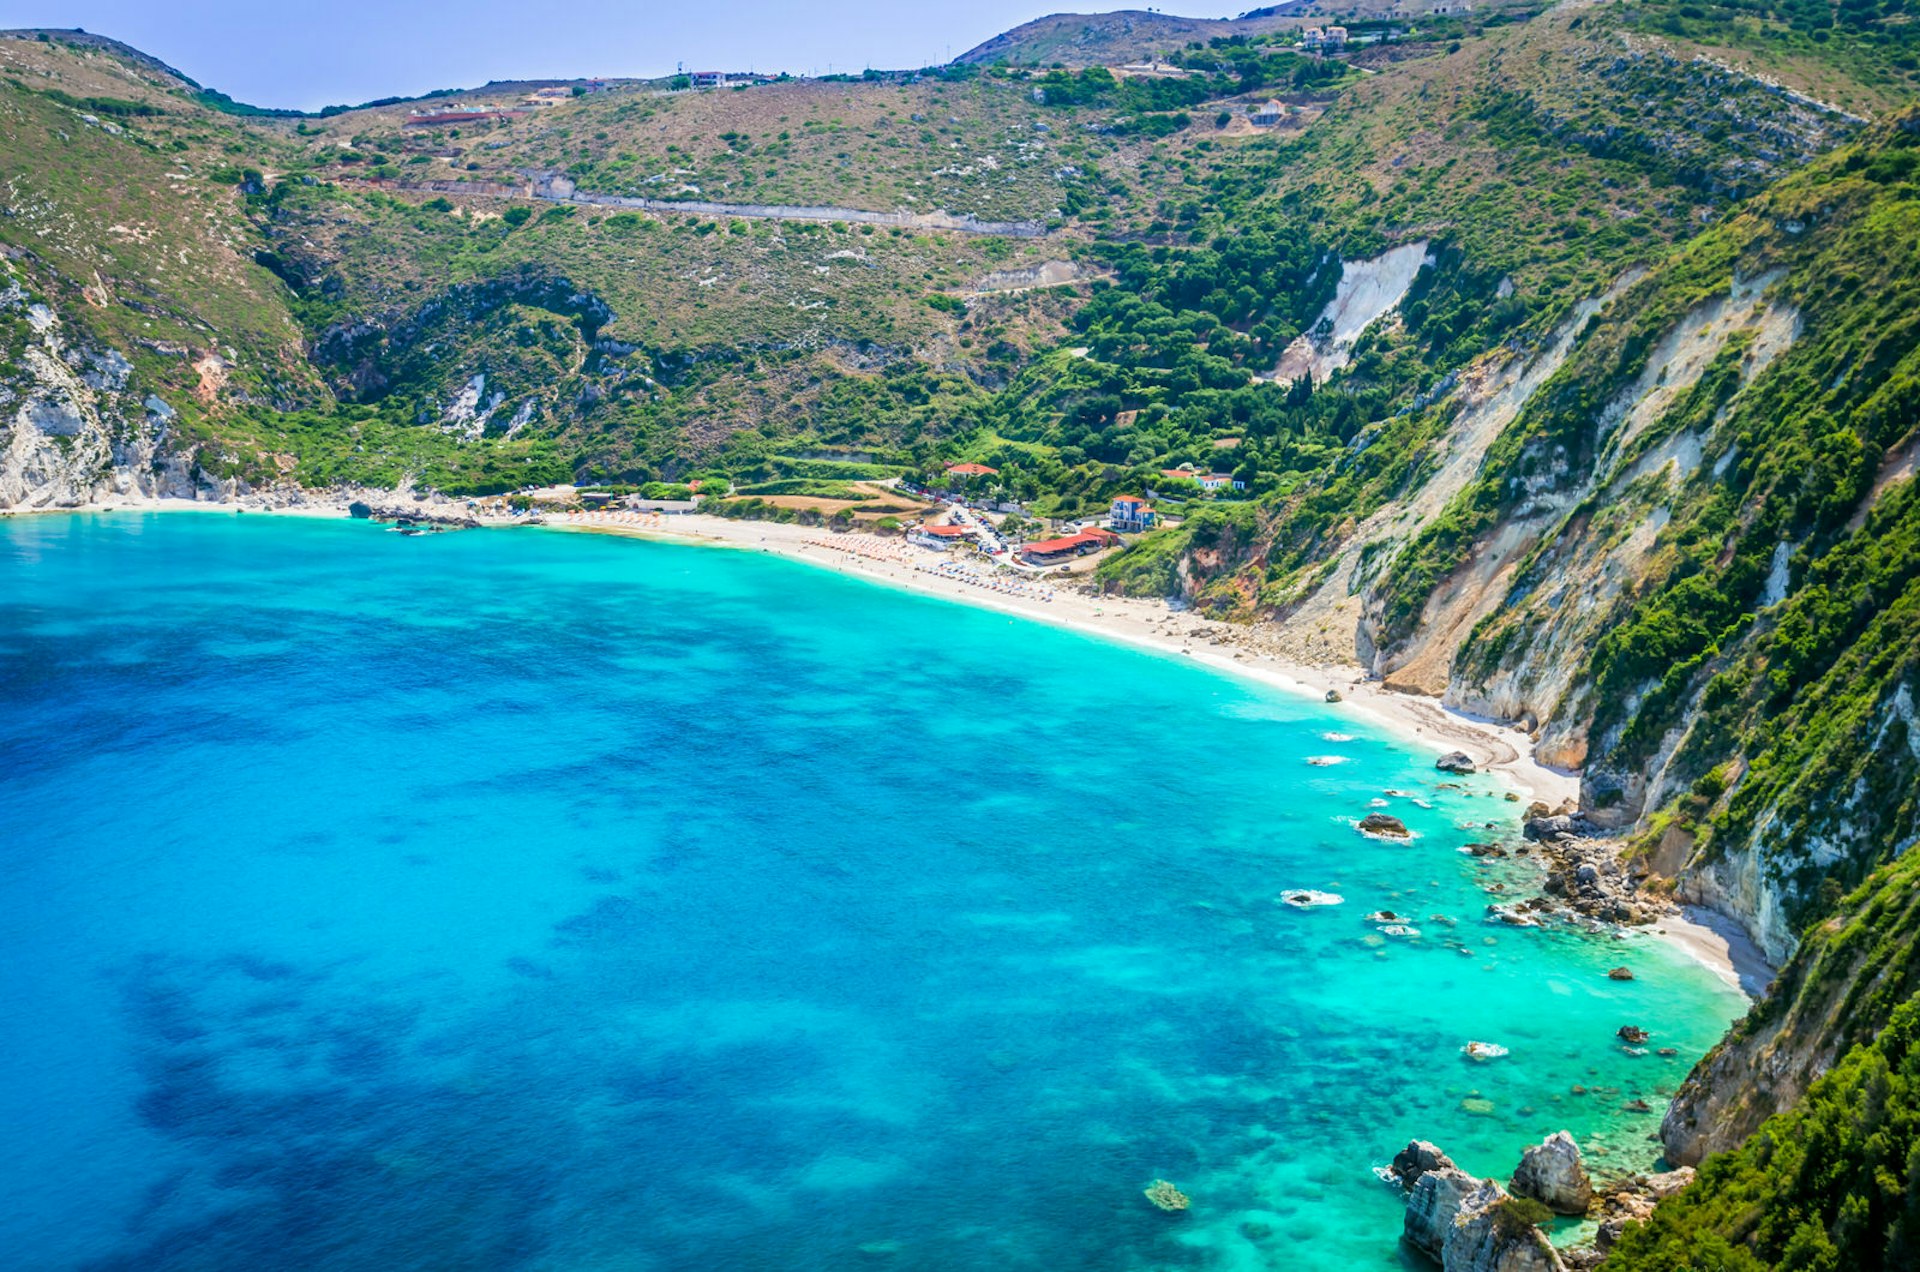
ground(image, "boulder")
xmin=1510 ymin=1131 xmax=1594 ymax=1215
xmin=1594 ymin=1168 xmax=1694 ymax=1251
xmin=1618 ymin=1025 xmax=1650 ymax=1045
xmin=1607 ymin=967 xmax=1635 ymax=981
xmin=1358 ymin=812 xmax=1411 ymax=837
xmin=1404 ymin=1166 xmax=1482 ymax=1258
xmin=1325 ymin=689 xmax=1342 ymax=703
xmin=1443 ymin=1181 xmax=1567 ymax=1272
xmin=1523 ymin=814 xmax=1588 ymax=842
xmin=1437 ymin=751 xmax=1478 ymax=774
xmin=348 ymin=500 xmax=373 ymax=519
xmin=1389 ymin=1139 xmax=1456 ymax=1188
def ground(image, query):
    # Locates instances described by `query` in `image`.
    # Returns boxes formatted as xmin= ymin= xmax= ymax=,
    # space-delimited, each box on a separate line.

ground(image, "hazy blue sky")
xmin=11 ymin=1 xmax=1225 ymax=110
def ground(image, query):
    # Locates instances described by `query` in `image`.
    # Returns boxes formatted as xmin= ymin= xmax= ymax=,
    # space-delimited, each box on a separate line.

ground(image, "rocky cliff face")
xmin=0 ymin=261 xmax=221 ymax=509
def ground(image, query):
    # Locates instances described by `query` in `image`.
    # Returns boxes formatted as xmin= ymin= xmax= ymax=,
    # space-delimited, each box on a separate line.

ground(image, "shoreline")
xmin=1641 ymin=905 xmax=1776 ymax=999
xmin=541 ymin=510 xmax=1581 ymax=806
xmin=12 ymin=494 xmax=1777 ymax=993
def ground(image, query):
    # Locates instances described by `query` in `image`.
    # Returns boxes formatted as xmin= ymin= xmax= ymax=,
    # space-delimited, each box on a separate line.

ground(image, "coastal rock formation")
xmin=1437 ymin=751 xmax=1478 ymax=774
xmin=0 ymin=273 xmax=210 ymax=509
xmin=1404 ymin=1166 xmax=1484 ymax=1258
xmin=1389 ymin=1139 xmax=1457 ymax=1188
xmin=1590 ymin=1168 xmax=1695 ymax=1251
xmin=1443 ymin=1182 xmax=1567 ymax=1272
xmin=1358 ymin=813 xmax=1411 ymax=838
xmin=1391 ymin=1142 xmax=1566 ymax=1270
xmin=1509 ymin=1131 xmax=1593 ymax=1215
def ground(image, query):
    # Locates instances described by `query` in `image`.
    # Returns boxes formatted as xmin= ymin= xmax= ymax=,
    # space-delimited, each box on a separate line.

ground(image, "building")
xmin=691 ymin=71 xmax=772 ymax=88
xmin=403 ymin=108 xmax=528 ymax=128
xmin=945 ymin=462 xmax=999 ymax=478
xmin=1197 ymin=473 xmax=1246 ymax=492
xmin=909 ymin=523 xmax=972 ymax=550
xmin=1250 ymin=100 xmax=1286 ymax=127
xmin=1019 ymin=528 xmax=1119 ymax=566
xmin=1301 ymin=26 xmax=1349 ymax=51
xmin=1109 ymin=496 xmax=1156 ymax=533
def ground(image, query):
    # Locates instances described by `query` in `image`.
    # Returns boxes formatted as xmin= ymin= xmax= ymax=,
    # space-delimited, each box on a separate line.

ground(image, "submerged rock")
xmin=1280 ymin=890 xmax=1344 ymax=908
xmin=1358 ymin=813 xmax=1411 ymax=838
xmin=1510 ymin=1131 xmax=1594 ymax=1215
xmin=1143 ymin=1179 xmax=1190 ymax=1212
xmin=1463 ymin=1041 xmax=1510 ymax=1061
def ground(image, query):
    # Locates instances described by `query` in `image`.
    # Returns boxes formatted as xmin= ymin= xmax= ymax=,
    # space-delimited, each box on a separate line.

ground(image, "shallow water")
xmin=0 ymin=512 xmax=1746 ymax=1271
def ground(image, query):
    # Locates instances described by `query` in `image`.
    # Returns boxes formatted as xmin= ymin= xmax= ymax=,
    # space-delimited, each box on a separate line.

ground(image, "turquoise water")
xmin=0 ymin=512 xmax=1746 ymax=1271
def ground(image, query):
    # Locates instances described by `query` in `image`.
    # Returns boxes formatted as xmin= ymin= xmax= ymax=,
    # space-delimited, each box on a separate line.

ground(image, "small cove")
xmin=0 ymin=512 xmax=1748 ymax=1270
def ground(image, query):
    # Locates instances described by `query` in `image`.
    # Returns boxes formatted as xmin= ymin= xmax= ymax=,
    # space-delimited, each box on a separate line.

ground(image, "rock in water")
xmin=1607 ymin=966 xmax=1635 ymax=981
xmin=1444 ymin=1183 xmax=1568 ymax=1272
xmin=1403 ymin=1166 xmax=1482 ymax=1258
xmin=1437 ymin=751 xmax=1477 ymax=774
xmin=348 ymin=500 xmax=373 ymax=519
xmin=1389 ymin=1140 xmax=1457 ymax=1189
xmin=1618 ymin=1025 xmax=1650 ymax=1044
xmin=1143 ymin=1179 xmax=1189 ymax=1212
xmin=1358 ymin=812 xmax=1411 ymax=838
xmin=1510 ymin=1130 xmax=1594 ymax=1215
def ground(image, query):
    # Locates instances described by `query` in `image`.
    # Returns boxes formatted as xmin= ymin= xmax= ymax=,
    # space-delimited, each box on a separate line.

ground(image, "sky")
xmin=8 ymin=1 xmax=1230 ymax=111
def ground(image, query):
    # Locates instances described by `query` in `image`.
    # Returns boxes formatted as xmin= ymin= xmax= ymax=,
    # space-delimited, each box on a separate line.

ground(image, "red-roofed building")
xmin=1019 ymin=527 xmax=1119 ymax=565
xmin=1109 ymin=496 xmax=1156 ymax=533
xmin=945 ymin=462 xmax=999 ymax=477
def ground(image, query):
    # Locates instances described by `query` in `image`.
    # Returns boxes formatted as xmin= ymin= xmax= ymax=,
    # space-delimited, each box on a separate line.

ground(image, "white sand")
xmin=1643 ymin=906 xmax=1776 ymax=1000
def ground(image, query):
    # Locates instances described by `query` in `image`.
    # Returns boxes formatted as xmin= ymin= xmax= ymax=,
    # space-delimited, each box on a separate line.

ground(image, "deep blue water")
xmin=0 ymin=512 xmax=1745 ymax=1270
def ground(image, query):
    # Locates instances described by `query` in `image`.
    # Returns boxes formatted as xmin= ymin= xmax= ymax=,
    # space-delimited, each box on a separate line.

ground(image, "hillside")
xmin=3 ymin=5 xmax=1920 ymax=1266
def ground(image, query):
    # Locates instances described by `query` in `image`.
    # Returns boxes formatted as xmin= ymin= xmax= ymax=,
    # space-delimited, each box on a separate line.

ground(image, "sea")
xmin=0 ymin=511 xmax=1747 ymax=1270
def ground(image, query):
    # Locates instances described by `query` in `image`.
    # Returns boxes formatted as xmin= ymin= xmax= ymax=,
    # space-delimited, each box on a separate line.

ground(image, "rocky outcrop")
xmin=1389 ymin=1139 xmax=1457 ymax=1188
xmin=1405 ymin=1166 xmax=1484 ymax=1259
xmin=1510 ymin=1132 xmax=1592 ymax=1215
xmin=0 ymin=274 xmax=214 ymax=509
xmin=1358 ymin=813 xmax=1411 ymax=837
xmin=1390 ymin=1141 xmax=1568 ymax=1270
xmin=1443 ymin=1182 xmax=1567 ymax=1272
xmin=1590 ymin=1168 xmax=1694 ymax=1252
xmin=1437 ymin=750 xmax=1478 ymax=774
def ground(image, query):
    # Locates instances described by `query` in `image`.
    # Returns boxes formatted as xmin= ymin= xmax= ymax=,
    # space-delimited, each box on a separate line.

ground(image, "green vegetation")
xmin=1606 ymin=993 xmax=1920 ymax=1271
